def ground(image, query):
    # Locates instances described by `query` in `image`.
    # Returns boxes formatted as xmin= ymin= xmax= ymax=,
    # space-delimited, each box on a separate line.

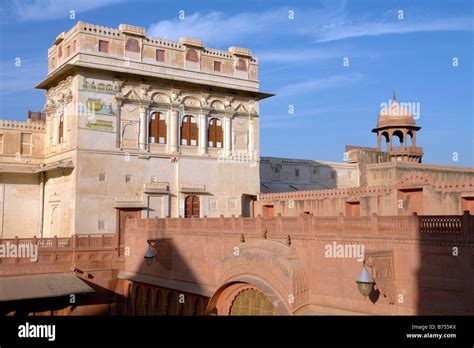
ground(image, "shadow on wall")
xmin=260 ymin=159 xmax=339 ymax=193
xmin=117 ymin=225 xmax=211 ymax=316
xmin=416 ymin=211 xmax=474 ymax=315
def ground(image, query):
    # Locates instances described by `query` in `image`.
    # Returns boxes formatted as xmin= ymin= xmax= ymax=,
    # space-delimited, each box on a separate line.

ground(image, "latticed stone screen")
xmin=229 ymin=289 xmax=276 ymax=315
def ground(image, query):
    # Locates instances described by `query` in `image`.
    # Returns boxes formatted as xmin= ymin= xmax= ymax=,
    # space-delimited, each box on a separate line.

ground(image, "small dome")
xmin=376 ymin=98 xmax=416 ymax=128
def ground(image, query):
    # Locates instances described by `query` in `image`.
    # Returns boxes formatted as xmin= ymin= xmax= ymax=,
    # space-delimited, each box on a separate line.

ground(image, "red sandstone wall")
xmin=123 ymin=213 xmax=474 ymax=315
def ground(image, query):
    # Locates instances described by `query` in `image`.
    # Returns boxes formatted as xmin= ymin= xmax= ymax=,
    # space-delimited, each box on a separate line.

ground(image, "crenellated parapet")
xmin=0 ymin=120 xmax=45 ymax=132
xmin=40 ymin=21 xmax=263 ymax=92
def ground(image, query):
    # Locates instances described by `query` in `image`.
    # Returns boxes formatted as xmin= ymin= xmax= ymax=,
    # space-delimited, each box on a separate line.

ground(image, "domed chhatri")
xmin=372 ymin=92 xmax=423 ymax=163
xmin=376 ymin=91 xmax=417 ymax=128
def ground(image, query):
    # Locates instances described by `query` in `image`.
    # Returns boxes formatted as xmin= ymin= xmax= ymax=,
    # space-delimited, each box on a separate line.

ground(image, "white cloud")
xmin=317 ymin=17 xmax=473 ymax=42
xmin=147 ymin=6 xmax=472 ymax=48
xmin=147 ymin=9 xmax=292 ymax=47
xmin=12 ymin=0 xmax=121 ymax=21
xmin=278 ymin=73 xmax=364 ymax=97
xmin=257 ymin=48 xmax=343 ymax=63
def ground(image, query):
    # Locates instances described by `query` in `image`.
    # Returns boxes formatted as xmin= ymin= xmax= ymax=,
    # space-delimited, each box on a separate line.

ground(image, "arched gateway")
xmin=206 ymin=239 xmax=308 ymax=315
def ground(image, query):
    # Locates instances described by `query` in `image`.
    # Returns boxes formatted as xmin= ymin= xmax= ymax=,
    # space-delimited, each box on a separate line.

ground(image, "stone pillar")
xmin=199 ymin=113 xmax=207 ymax=155
xmin=116 ymin=101 xmax=122 ymax=148
xmin=388 ymin=131 xmax=393 ymax=152
xmin=169 ymin=110 xmax=179 ymax=153
xmin=139 ymin=106 xmax=148 ymax=151
xmin=377 ymin=133 xmax=381 ymax=151
xmin=248 ymin=118 xmax=255 ymax=160
xmin=224 ymin=116 xmax=232 ymax=157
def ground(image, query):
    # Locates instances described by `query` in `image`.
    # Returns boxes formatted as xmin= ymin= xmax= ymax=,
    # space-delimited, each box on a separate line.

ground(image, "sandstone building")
xmin=0 ymin=22 xmax=273 ymax=239
xmin=0 ymin=22 xmax=473 ymax=317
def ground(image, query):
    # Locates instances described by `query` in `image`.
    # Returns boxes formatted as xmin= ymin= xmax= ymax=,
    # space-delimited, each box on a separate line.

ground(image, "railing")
xmin=0 ymin=234 xmax=119 ymax=276
xmin=419 ymin=216 xmax=463 ymax=234
xmin=0 ymin=234 xmax=117 ymax=254
xmin=390 ymin=146 xmax=424 ymax=154
xmin=128 ymin=212 xmax=474 ymax=240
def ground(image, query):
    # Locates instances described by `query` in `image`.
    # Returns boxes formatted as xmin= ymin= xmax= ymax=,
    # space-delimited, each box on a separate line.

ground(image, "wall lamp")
xmin=143 ymin=238 xmax=172 ymax=269
xmin=144 ymin=240 xmax=157 ymax=266
xmin=356 ymin=262 xmax=375 ymax=297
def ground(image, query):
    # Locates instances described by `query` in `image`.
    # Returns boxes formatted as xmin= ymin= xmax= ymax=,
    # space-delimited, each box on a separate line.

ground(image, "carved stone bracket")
xmin=365 ymin=250 xmax=396 ymax=304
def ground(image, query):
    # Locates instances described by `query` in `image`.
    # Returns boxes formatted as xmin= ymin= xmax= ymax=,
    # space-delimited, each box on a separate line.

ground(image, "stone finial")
xmin=262 ymin=228 xmax=267 ymax=239
xmin=240 ymin=234 xmax=245 ymax=243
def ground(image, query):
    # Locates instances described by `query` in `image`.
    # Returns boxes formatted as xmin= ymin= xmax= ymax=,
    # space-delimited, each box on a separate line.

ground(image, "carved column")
xmin=248 ymin=117 xmax=255 ymax=160
xmin=224 ymin=115 xmax=232 ymax=157
xmin=115 ymin=99 xmax=123 ymax=148
xmin=139 ymin=105 xmax=148 ymax=151
xmin=169 ymin=110 xmax=179 ymax=153
xmin=199 ymin=113 xmax=208 ymax=155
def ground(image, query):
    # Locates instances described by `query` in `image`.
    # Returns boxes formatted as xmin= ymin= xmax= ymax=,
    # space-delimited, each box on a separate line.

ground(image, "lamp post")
xmin=356 ymin=263 xmax=375 ymax=297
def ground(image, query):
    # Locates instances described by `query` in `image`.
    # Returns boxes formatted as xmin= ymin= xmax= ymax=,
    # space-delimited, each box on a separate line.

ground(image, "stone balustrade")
xmin=0 ymin=234 xmax=118 ymax=276
xmin=126 ymin=211 xmax=474 ymax=240
xmin=390 ymin=146 xmax=424 ymax=154
xmin=259 ymin=185 xmax=393 ymax=200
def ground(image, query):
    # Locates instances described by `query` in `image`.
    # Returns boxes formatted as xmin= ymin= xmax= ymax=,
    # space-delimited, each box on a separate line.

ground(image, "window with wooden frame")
xmin=99 ymin=40 xmax=109 ymax=53
xmin=180 ymin=115 xmax=198 ymax=146
xmin=58 ymin=115 xmax=64 ymax=143
xmin=20 ymin=133 xmax=32 ymax=155
xmin=149 ymin=112 xmax=167 ymax=144
xmin=156 ymin=49 xmax=165 ymax=62
xmin=66 ymin=45 xmax=70 ymax=57
xmin=213 ymin=61 xmax=221 ymax=72
xmin=185 ymin=195 xmax=200 ymax=218
xmin=208 ymin=118 xmax=223 ymax=148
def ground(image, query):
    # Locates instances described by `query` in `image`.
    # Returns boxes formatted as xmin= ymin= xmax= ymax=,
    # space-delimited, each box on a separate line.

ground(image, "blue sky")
xmin=0 ymin=0 xmax=472 ymax=166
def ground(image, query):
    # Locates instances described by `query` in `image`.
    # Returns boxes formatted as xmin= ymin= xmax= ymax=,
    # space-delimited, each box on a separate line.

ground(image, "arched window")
xmin=58 ymin=114 xmax=64 ymax=143
xmin=185 ymin=195 xmax=200 ymax=218
xmin=236 ymin=58 xmax=247 ymax=71
xmin=134 ymin=285 xmax=143 ymax=315
xmin=155 ymin=290 xmax=165 ymax=315
xmin=145 ymin=288 xmax=153 ymax=315
xmin=193 ymin=297 xmax=204 ymax=315
xmin=166 ymin=292 xmax=178 ymax=315
xmin=392 ymin=130 xmax=404 ymax=147
xmin=149 ymin=112 xmax=167 ymax=144
xmin=186 ymin=48 xmax=199 ymax=62
xmin=208 ymin=118 xmax=223 ymax=148
xmin=381 ymin=131 xmax=390 ymax=152
xmin=127 ymin=284 xmax=133 ymax=315
xmin=407 ymin=130 xmax=414 ymax=146
xmin=125 ymin=38 xmax=140 ymax=53
xmin=181 ymin=115 xmax=198 ymax=146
